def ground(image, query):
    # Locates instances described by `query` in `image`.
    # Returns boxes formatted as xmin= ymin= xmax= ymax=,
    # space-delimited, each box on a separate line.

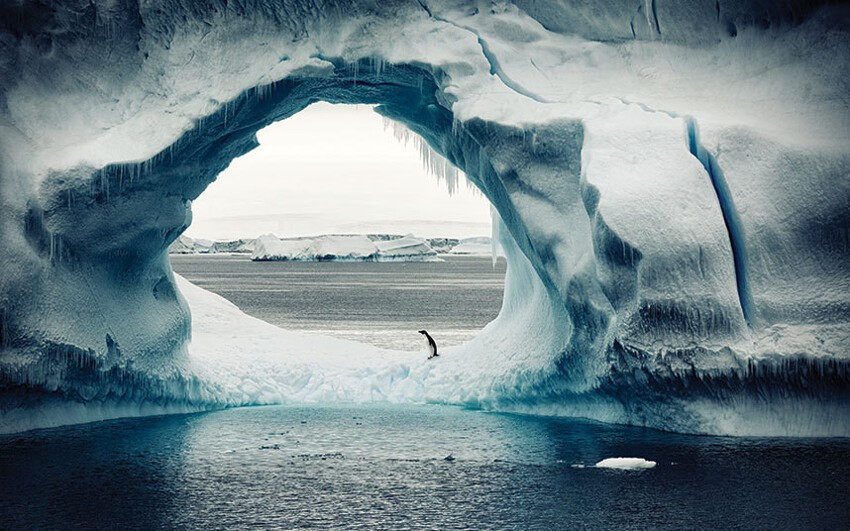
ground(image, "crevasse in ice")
xmin=0 ymin=0 xmax=848 ymax=435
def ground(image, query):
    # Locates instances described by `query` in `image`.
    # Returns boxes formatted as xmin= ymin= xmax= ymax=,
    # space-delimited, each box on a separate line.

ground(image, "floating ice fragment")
xmin=594 ymin=458 xmax=657 ymax=470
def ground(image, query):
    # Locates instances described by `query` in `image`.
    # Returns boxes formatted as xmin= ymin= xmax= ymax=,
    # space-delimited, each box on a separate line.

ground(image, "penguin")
xmin=418 ymin=330 xmax=438 ymax=359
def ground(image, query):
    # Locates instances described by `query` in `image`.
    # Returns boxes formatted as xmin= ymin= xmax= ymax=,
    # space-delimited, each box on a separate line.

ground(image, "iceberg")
xmin=169 ymin=235 xmax=196 ymax=254
xmin=251 ymin=233 xmax=440 ymax=262
xmin=168 ymin=235 xmax=256 ymax=254
xmin=448 ymin=237 xmax=492 ymax=256
xmin=252 ymin=234 xmax=378 ymax=261
xmin=424 ymin=237 xmax=459 ymax=254
xmin=0 ymin=0 xmax=848 ymax=435
xmin=211 ymin=239 xmax=255 ymax=254
xmin=191 ymin=239 xmax=215 ymax=254
xmin=374 ymin=234 xmax=441 ymax=262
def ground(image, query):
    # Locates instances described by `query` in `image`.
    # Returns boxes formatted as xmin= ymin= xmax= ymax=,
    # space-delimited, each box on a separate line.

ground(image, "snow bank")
xmin=176 ymin=274 xmax=427 ymax=406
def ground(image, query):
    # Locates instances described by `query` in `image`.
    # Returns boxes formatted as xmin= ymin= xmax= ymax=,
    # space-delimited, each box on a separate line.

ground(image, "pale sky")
xmin=186 ymin=103 xmax=492 ymax=240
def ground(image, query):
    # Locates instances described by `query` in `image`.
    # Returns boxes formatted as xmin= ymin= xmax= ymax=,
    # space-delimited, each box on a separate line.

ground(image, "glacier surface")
xmin=0 ymin=0 xmax=849 ymax=435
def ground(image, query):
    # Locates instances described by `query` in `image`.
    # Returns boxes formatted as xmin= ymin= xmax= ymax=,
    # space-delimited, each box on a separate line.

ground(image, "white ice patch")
xmin=594 ymin=458 xmax=657 ymax=470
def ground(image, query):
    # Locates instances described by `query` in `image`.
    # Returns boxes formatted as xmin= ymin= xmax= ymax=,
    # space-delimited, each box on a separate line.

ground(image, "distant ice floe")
xmin=447 ymin=237 xmax=493 ymax=256
xmin=170 ymin=233 xmax=493 ymax=257
xmin=170 ymin=235 xmax=255 ymax=254
xmin=251 ymin=233 xmax=441 ymax=262
xmin=594 ymin=458 xmax=657 ymax=470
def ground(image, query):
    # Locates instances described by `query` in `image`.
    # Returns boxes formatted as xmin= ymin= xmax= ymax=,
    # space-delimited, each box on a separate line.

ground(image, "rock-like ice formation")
xmin=1 ymin=0 xmax=848 ymax=435
xmin=251 ymin=233 xmax=440 ymax=261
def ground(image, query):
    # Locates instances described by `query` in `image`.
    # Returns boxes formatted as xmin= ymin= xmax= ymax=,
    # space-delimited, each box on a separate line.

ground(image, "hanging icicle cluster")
xmin=382 ymin=116 xmax=460 ymax=195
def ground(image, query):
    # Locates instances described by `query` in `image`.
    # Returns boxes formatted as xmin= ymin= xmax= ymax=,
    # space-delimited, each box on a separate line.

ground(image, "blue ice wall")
xmin=1 ymin=0 xmax=848 ymax=435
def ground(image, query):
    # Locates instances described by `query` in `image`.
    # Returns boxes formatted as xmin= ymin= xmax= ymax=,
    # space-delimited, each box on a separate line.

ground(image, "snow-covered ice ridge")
xmin=251 ymin=233 xmax=441 ymax=262
xmin=1 ymin=1 xmax=849 ymax=435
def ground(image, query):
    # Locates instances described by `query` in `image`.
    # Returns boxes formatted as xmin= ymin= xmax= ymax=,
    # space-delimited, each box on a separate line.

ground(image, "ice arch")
xmin=1 ymin=0 xmax=849 ymax=435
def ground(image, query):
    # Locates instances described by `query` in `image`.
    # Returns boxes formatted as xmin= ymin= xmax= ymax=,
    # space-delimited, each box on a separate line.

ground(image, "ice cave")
xmin=1 ymin=0 xmax=849 ymax=436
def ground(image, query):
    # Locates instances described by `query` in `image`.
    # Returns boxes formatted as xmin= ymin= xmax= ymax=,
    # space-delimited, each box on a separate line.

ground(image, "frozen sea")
xmin=171 ymin=254 xmax=507 ymax=350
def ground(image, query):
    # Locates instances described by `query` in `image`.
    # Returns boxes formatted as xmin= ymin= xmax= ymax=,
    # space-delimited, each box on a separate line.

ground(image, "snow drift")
xmin=1 ymin=0 xmax=849 ymax=435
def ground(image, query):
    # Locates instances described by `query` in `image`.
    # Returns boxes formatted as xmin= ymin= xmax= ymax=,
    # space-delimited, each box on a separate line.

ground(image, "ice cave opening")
xmin=3 ymin=60 xmax=576 ymax=434
xmin=173 ymin=101 xmax=505 ymax=352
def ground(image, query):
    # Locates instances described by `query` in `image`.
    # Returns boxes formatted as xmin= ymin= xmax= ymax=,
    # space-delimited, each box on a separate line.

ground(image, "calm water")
xmin=2 ymin=405 xmax=849 ymax=530
xmin=171 ymin=254 xmax=506 ymax=350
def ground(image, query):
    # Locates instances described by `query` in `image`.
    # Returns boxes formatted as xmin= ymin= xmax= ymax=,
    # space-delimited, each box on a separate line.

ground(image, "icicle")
xmin=491 ymin=206 xmax=501 ymax=269
xmin=255 ymin=82 xmax=272 ymax=102
xmin=381 ymin=117 xmax=463 ymax=195
xmin=466 ymin=178 xmax=483 ymax=196
xmin=100 ymin=170 xmax=109 ymax=201
xmin=372 ymin=56 xmax=386 ymax=78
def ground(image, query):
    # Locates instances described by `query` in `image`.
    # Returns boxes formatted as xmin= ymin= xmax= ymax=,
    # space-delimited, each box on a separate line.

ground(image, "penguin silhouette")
xmin=418 ymin=330 xmax=438 ymax=359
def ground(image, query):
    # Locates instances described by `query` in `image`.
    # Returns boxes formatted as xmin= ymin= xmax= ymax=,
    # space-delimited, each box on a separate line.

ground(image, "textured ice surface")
xmin=0 ymin=0 xmax=849 ymax=435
